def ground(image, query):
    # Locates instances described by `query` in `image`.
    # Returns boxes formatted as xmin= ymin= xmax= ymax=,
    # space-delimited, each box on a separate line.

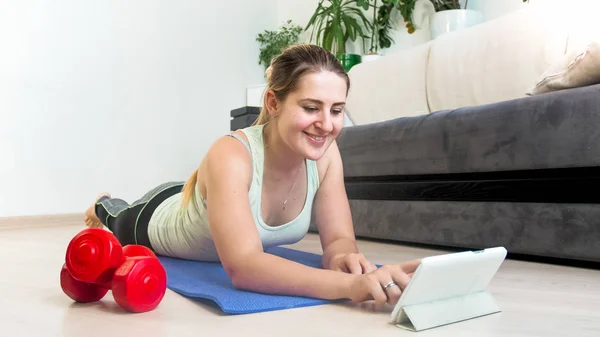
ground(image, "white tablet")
xmin=390 ymin=246 xmax=507 ymax=325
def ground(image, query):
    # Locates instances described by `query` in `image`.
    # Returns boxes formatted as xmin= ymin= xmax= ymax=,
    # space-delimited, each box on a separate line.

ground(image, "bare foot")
xmin=84 ymin=193 xmax=110 ymax=228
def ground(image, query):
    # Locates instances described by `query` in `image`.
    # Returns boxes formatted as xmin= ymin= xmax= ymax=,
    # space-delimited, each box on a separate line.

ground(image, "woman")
xmin=84 ymin=44 xmax=420 ymax=306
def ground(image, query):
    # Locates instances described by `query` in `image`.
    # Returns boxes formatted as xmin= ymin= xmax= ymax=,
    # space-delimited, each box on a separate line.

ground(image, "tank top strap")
xmin=238 ymin=125 xmax=266 ymax=198
xmin=226 ymin=133 xmax=251 ymax=154
xmin=305 ymin=158 xmax=320 ymax=194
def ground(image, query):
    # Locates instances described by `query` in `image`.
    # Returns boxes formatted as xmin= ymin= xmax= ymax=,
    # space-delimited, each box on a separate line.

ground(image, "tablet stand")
xmin=391 ymin=290 xmax=501 ymax=332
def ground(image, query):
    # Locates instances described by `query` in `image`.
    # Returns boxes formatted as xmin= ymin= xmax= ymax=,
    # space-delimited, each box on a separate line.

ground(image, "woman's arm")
xmin=203 ymin=136 xmax=356 ymax=300
xmin=313 ymin=140 xmax=377 ymax=274
xmin=202 ymin=136 xmax=419 ymax=304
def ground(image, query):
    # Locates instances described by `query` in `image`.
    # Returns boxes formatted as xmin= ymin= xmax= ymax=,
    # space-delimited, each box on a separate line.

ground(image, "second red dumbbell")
xmin=60 ymin=228 xmax=167 ymax=313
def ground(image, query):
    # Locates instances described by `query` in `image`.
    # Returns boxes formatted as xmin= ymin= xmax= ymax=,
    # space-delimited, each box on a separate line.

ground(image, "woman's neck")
xmin=262 ymin=122 xmax=305 ymax=178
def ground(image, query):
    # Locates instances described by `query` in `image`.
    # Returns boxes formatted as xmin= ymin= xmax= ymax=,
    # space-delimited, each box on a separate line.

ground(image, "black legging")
xmin=94 ymin=182 xmax=184 ymax=250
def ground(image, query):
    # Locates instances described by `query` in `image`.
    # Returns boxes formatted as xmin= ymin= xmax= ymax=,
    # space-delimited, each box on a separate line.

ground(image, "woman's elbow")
xmin=225 ymin=264 xmax=246 ymax=289
xmin=222 ymin=257 xmax=257 ymax=290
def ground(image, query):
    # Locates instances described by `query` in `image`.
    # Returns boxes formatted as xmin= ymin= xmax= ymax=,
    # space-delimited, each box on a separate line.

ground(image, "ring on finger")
xmin=382 ymin=281 xmax=397 ymax=291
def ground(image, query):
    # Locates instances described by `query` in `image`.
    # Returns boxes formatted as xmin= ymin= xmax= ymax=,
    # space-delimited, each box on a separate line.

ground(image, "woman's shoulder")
xmin=229 ymin=125 xmax=264 ymax=148
xmin=204 ymin=129 xmax=255 ymax=178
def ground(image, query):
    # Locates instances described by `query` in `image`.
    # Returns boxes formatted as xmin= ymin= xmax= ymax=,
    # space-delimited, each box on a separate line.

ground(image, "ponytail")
xmin=180 ymin=168 xmax=199 ymax=208
xmin=252 ymin=105 xmax=271 ymax=126
xmin=253 ymin=64 xmax=273 ymax=126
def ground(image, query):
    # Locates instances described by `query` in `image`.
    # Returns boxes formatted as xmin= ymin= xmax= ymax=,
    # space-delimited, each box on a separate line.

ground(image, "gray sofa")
xmin=319 ymin=83 xmax=600 ymax=264
xmin=233 ymin=4 xmax=600 ymax=264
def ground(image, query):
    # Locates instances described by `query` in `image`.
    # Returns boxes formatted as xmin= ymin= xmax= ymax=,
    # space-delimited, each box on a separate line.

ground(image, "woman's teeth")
xmin=305 ymin=132 xmax=326 ymax=143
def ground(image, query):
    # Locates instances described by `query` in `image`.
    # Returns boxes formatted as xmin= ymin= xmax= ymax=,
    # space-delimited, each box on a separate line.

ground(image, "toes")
xmin=96 ymin=193 xmax=110 ymax=201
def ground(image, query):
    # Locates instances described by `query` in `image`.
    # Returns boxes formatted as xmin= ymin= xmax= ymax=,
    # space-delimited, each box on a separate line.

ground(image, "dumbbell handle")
xmin=76 ymin=259 xmax=124 ymax=290
xmin=72 ymin=252 xmax=159 ymax=290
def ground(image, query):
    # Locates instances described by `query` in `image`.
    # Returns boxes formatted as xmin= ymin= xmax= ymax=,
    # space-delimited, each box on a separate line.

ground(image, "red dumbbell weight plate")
xmin=112 ymin=257 xmax=167 ymax=313
xmin=65 ymin=228 xmax=123 ymax=283
xmin=60 ymin=264 xmax=109 ymax=303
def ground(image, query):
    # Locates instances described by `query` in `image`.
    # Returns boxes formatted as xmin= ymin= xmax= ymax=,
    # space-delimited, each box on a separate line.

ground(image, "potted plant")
xmin=384 ymin=0 xmax=483 ymax=36
xmin=256 ymin=20 xmax=303 ymax=73
xmin=429 ymin=0 xmax=483 ymax=39
xmin=355 ymin=0 xmax=401 ymax=61
xmin=305 ymin=0 xmax=372 ymax=72
xmin=391 ymin=0 xmax=419 ymax=34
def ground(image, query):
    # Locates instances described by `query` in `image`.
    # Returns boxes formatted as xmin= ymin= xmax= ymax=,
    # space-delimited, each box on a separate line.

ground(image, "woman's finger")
xmin=346 ymin=256 xmax=363 ymax=275
xmin=359 ymin=257 xmax=378 ymax=274
xmin=399 ymin=259 xmax=422 ymax=274
xmin=380 ymin=266 xmax=412 ymax=305
xmin=367 ymin=276 xmax=388 ymax=305
xmin=391 ymin=267 xmax=412 ymax=289
xmin=381 ymin=278 xmax=402 ymax=305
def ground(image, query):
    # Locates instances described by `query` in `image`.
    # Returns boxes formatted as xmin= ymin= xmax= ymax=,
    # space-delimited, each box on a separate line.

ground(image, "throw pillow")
xmin=527 ymin=40 xmax=600 ymax=95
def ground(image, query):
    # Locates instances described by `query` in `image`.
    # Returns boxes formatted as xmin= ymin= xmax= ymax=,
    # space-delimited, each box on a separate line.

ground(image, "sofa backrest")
xmin=344 ymin=1 xmax=598 ymax=126
xmin=344 ymin=41 xmax=433 ymax=126
xmin=426 ymin=4 xmax=569 ymax=112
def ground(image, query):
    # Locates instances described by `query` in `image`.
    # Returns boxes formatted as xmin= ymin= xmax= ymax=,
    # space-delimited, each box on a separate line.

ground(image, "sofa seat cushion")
xmin=337 ymin=83 xmax=600 ymax=178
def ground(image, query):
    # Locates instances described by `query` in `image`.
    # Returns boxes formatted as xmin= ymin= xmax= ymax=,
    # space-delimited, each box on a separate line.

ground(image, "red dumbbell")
xmin=60 ymin=228 xmax=167 ymax=313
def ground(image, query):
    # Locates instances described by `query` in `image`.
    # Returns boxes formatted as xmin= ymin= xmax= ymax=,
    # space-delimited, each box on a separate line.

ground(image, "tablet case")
xmin=389 ymin=247 xmax=507 ymax=331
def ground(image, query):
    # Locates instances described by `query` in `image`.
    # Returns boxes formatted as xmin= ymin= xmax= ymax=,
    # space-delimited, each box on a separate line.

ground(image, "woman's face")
xmin=268 ymin=70 xmax=347 ymax=161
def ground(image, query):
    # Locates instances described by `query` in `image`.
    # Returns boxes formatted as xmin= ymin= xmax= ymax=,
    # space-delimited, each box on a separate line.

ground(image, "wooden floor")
xmin=2 ymin=215 xmax=600 ymax=336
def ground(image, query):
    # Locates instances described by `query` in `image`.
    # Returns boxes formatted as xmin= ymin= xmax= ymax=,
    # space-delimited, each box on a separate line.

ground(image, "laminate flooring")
xmin=1 ymin=215 xmax=599 ymax=337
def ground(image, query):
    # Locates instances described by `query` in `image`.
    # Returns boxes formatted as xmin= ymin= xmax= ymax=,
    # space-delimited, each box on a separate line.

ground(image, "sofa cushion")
xmin=426 ymin=4 xmax=569 ymax=111
xmin=337 ymin=83 xmax=600 ymax=178
xmin=344 ymin=41 xmax=432 ymax=126
xmin=527 ymin=4 xmax=600 ymax=96
xmin=528 ymin=41 xmax=600 ymax=95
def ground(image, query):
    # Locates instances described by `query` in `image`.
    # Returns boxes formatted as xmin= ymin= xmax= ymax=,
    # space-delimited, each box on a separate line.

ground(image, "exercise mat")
xmin=157 ymin=247 xmax=345 ymax=314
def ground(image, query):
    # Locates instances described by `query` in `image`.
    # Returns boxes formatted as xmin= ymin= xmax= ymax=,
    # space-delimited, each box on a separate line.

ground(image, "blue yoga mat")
xmin=157 ymin=247 xmax=344 ymax=314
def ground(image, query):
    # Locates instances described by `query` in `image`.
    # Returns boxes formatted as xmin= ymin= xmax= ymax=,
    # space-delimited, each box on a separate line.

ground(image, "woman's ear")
xmin=264 ymin=90 xmax=279 ymax=117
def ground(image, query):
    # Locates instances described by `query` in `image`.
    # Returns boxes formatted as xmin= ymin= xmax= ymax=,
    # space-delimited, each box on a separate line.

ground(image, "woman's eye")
xmin=332 ymin=109 xmax=343 ymax=114
xmin=303 ymin=106 xmax=318 ymax=112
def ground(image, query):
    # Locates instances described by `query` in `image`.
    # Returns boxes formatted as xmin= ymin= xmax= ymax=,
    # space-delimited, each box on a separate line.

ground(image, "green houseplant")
xmin=305 ymin=0 xmax=372 ymax=71
xmin=256 ymin=20 xmax=303 ymax=72
xmin=396 ymin=0 xmax=419 ymax=33
xmin=355 ymin=0 xmax=402 ymax=55
xmin=430 ymin=0 xmax=469 ymax=10
xmin=370 ymin=0 xmax=418 ymax=35
xmin=391 ymin=0 xmax=471 ymax=34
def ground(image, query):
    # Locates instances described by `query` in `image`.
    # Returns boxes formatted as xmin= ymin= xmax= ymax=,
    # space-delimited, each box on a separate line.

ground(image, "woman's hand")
xmin=328 ymin=252 xmax=378 ymax=275
xmin=346 ymin=259 xmax=421 ymax=306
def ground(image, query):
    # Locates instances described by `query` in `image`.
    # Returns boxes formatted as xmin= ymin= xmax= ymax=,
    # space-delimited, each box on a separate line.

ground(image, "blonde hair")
xmin=180 ymin=44 xmax=349 ymax=207
xmin=181 ymin=168 xmax=199 ymax=207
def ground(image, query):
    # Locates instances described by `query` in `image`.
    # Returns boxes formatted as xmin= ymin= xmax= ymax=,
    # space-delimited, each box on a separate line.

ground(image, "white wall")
xmin=467 ymin=0 xmax=530 ymax=21
xmin=0 ymin=0 xmax=277 ymax=217
xmin=277 ymin=0 xmax=320 ymax=30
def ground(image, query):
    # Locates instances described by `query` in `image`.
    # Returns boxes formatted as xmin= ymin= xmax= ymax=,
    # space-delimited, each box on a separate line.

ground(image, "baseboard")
xmin=0 ymin=213 xmax=83 ymax=230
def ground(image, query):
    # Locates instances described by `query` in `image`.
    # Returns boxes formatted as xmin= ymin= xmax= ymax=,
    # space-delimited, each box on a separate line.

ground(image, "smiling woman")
xmin=83 ymin=43 xmax=421 ymax=305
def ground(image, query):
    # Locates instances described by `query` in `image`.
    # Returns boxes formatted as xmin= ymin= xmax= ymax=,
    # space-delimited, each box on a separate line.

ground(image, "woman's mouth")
xmin=304 ymin=132 xmax=327 ymax=145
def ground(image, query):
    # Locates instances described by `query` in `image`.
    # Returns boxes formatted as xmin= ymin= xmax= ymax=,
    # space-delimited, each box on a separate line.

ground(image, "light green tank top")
xmin=147 ymin=124 xmax=320 ymax=262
